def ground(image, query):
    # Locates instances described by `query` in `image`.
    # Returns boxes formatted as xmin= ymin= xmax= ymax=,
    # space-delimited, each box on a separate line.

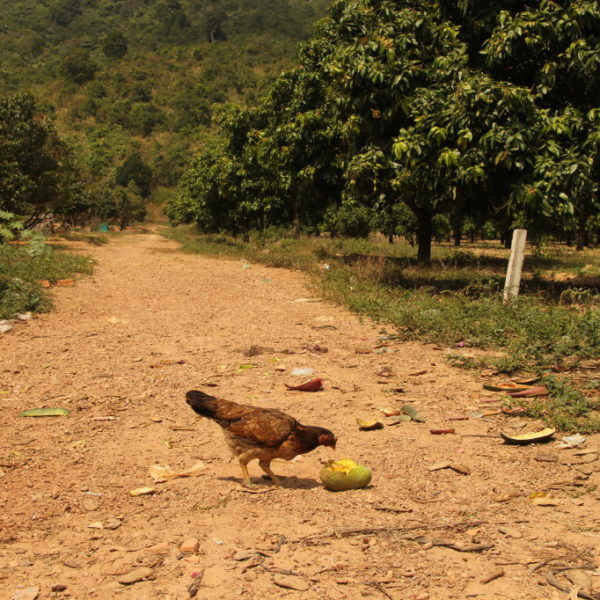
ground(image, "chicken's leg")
xmin=259 ymin=460 xmax=282 ymax=488
xmin=239 ymin=460 xmax=254 ymax=488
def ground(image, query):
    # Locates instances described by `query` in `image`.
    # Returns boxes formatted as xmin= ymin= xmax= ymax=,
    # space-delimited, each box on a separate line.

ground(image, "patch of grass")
xmin=0 ymin=242 xmax=94 ymax=319
xmin=513 ymin=376 xmax=600 ymax=433
xmin=59 ymin=232 xmax=108 ymax=246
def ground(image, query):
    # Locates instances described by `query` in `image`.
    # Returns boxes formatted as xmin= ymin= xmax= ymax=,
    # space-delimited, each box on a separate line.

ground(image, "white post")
xmin=503 ymin=229 xmax=527 ymax=302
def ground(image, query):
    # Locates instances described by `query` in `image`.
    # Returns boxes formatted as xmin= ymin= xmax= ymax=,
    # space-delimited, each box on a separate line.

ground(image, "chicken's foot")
xmin=259 ymin=460 xmax=282 ymax=488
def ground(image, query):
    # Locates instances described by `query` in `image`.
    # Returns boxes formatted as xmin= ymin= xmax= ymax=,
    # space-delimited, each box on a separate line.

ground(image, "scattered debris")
xmin=285 ymin=378 xmax=323 ymax=392
xmin=428 ymin=461 xmax=470 ymax=475
xmin=357 ymin=418 xmax=384 ymax=431
xmin=51 ymin=585 xmax=67 ymax=593
xmin=129 ymin=487 xmax=157 ymax=497
xmin=379 ymin=407 xmax=402 ymax=417
xmin=500 ymin=428 xmax=556 ymax=445
xmin=409 ymin=369 xmax=428 ymax=376
xmin=430 ymin=429 xmax=455 ymax=435
xmin=87 ymin=518 xmax=121 ymax=530
xmin=290 ymin=367 xmax=314 ymax=376
xmin=558 ymin=434 xmax=587 ymax=448
xmin=146 ymin=542 xmax=170 ymax=555
xmin=545 ymin=571 xmax=599 ymax=600
xmin=148 ymin=461 xmax=206 ymax=483
xmin=11 ymin=587 xmax=40 ymax=600
xmin=376 ymin=366 xmax=394 ymax=377
xmin=530 ymin=496 xmax=560 ymax=506
xmin=498 ymin=526 xmax=522 ymax=539
xmin=180 ymin=538 xmax=199 ymax=554
xmin=117 ymin=567 xmax=154 ymax=585
xmin=20 ymin=407 xmax=70 ymax=417
xmin=150 ymin=359 xmax=185 ymax=368
xmin=57 ymin=278 xmax=74 ymax=286
xmin=273 ymin=574 xmax=310 ymax=591
xmin=82 ymin=497 xmax=99 ymax=511
xmin=428 ymin=461 xmax=452 ymax=472
xmin=480 ymin=568 xmax=505 ymax=584
xmin=188 ymin=569 xmax=205 ymax=598
xmin=401 ymin=405 xmax=425 ymax=422
xmin=354 ymin=347 xmax=371 ymax=354
xmin=388 ymin=415 xmax=412 ymax=425
xmin=483 ymin=382 xmax=531 ymax=393
xmin=507 ymin=385 xmax=548 ymax=398
xmin=0 ymin=321 xmax=14 ymax=334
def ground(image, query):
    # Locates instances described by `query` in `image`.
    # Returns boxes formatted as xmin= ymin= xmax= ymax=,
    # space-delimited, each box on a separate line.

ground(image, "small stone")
xmin=57 ymin=278 xmax=74 ymax=286
xmin=104 ymin=518 xmax=121 ymax=530
xmin=531 ymin=496 xmax=560 ymax=506
xmin=129 ymin=487 xmax=156 ymax=496
xmin=535 ymin=453 xmax=558 ymax=463
xmin=180 ymin=538 xmax=199 ymax=554
xmin=233 ymin=550 xmax=256 ymax=561
xmin=117 ymin=567 xmax=153 ymax=585
xmin=273 ymin=574 xmax=310 ymax=591
xmin=82 ymin=497 xmax=99 ymax=511
xmin=0 ymin=321 xmax=13 ymax=334
xmin=565 ymin=569 xmax=593 ymax=590
xmin=16 ymin=313 xmax=32 ymax=321
xmin=63 ymin=557 xmax=82 ymax=569
xmin=498 ymin=526 xmax=522 ymax=539
xmin=11 ymin=587 xmax=40 ymax=600
xmin=146 ymin=542 xmax=170 ymax=555
xmin=449 ymin=463 xmax=471 ymax=475
xmin=51 ymin=585 xmax=67 ymax=592
xmin=428 ymin=461 xmax=451 ymax=472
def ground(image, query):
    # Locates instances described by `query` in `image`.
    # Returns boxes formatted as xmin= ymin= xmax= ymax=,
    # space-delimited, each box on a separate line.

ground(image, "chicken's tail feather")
xmin=186 ymin=389 xmax=220 ymax=419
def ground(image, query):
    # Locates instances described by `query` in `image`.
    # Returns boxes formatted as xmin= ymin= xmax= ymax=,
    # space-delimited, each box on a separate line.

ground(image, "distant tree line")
xmin=0 ymin=93 xmax=149 ymax=234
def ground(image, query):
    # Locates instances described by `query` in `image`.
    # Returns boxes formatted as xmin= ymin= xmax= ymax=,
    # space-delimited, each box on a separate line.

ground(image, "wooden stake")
xmin=503 ymin=229 xmax=527 ymax=302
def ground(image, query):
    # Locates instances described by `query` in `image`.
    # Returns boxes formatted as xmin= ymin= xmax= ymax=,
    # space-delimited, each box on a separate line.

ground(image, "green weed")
xmin=513 ymin=376 xmax=600 ymax=433
xmin=0 ymin=243 xmax=94 ymax=319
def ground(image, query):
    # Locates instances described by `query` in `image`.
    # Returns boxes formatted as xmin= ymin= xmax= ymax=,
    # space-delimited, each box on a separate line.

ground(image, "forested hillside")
xmin=0 ymin=0 xmax=328 ymax=227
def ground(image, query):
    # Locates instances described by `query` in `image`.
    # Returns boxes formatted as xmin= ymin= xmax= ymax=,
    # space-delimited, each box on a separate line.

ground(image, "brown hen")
xmin=186 ymin=390 xmax=336 ymax=487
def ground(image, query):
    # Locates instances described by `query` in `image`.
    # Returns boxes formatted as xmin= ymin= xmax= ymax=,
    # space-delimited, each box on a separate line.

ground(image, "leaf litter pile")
xmin=0 ymin=231 xmax=598 ymax=600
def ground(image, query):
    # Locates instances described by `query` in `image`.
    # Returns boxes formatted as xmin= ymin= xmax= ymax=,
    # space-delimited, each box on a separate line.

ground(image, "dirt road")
xmin=1 ymin=232 xmax=598 ymax=599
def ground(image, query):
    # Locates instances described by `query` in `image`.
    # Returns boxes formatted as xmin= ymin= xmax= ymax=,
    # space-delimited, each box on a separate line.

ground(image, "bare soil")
xmin=1 ymin=231 xmax=599 ymax=600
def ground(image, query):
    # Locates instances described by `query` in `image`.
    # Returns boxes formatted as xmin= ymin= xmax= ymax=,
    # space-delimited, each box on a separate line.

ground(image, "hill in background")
xmin=1 ymin=0 xmax=328 ymax=196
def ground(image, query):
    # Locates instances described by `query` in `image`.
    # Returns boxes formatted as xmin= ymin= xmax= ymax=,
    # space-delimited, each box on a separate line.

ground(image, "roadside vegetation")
xmin=0 ymin=241 xmax=94 ymax=319
xmin=164 ymin=225 xmax=600 ymax=432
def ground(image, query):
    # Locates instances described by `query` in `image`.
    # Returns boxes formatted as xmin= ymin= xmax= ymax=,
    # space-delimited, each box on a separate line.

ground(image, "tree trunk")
xmin=387 ymin=233 xmax=394 ymax=244
xmin=292 ymin=198 xmax=301 ymax=239
xmin=576 ymin=216 xmax=588 ymax=251
xmin=453 ymin=224 xmax=461 ymax=246
xmin=416 ymin=210 xmax=433 ymax=263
